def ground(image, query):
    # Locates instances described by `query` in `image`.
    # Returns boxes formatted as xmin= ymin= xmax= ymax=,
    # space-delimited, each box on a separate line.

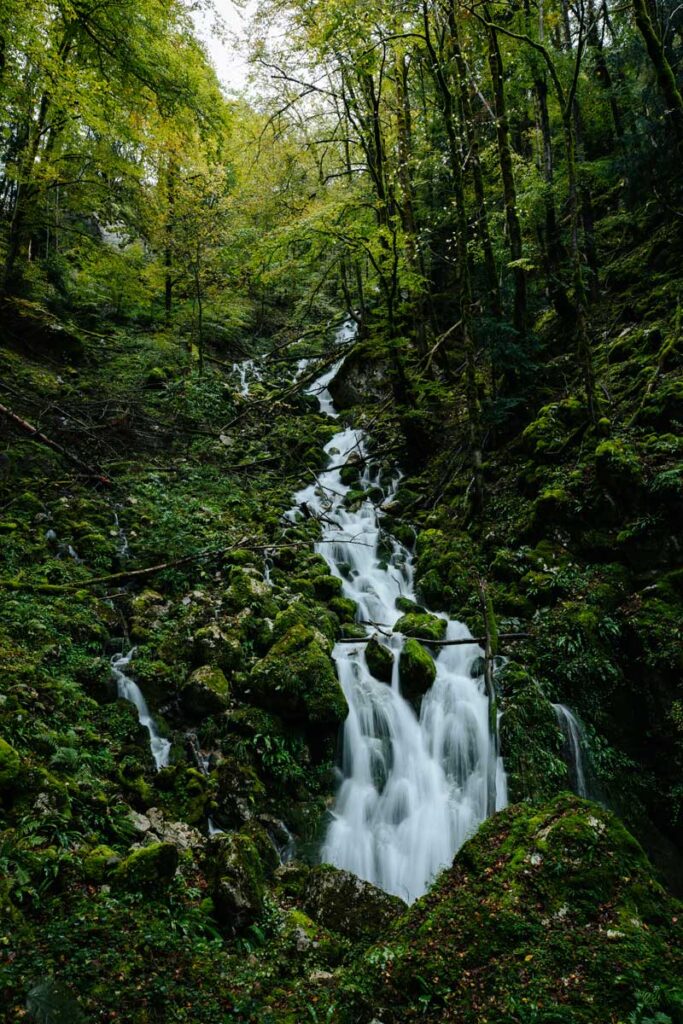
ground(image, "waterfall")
xmin=289 ymin=321 xmax=507 ymax=903
xmin=111 ymin=648 xmax=171 ymax=770
xmin=552 ymin=703 xmax=589 ymax=798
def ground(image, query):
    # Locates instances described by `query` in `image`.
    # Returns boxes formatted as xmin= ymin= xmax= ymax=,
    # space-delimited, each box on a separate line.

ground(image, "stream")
xmin=290 ymin=324 xmax=507 ymax=903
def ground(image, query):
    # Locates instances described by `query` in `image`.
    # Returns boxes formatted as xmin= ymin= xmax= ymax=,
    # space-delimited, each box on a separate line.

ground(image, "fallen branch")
xmin=337 ymin=632 xmax=533 ymax=646
xmin=0 ymin=401 xmax=112 ymax=486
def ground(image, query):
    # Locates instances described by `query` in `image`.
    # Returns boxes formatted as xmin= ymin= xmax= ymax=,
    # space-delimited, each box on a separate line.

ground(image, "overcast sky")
xmin=192 ymin=0 xmax=258 ymax=92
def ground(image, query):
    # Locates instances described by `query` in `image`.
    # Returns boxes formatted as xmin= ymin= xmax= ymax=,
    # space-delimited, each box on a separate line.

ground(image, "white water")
xmin=553 ymin=703 xmax=588 ymax=797
xmin=111 ymin=648 xmax=171 ymax=770
xmin=290 ymin=322 xmax=507 ymax=903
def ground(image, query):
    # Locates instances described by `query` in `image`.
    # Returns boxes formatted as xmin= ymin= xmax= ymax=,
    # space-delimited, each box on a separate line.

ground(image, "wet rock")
xmin=303 ymin=864 xmax=405 ymax=941
xmin=398 ymin=638 xmax=436 ymax=702
xmin=394 ymin=611 xmax=446 ymax=642
xmin=365 ymin=636 xmax=394 ymax=683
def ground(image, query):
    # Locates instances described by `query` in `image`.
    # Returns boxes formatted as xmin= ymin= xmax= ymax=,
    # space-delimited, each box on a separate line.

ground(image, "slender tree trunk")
xmin=483 ymin=10 xmax=527 ymax=338
xmin=633 ymin=0 xmax=683 ymax=141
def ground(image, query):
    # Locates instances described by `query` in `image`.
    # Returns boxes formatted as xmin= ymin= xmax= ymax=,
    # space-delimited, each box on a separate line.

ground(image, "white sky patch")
xmin=191 ymin=0 xmax=257 ymax=92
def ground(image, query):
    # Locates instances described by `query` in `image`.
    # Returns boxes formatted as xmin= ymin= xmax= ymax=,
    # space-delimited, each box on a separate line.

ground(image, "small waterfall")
xmin=552 ymin=703 xmax=588 ymax=797
xmin=111 ymin=648 xmax=171 ymax=770
xmin=289 ymin=321 xmax=507 ymax=903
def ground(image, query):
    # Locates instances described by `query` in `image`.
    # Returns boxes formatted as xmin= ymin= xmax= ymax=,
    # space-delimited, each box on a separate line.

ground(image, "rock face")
xmin=398 ymin=638 xmax=436 ymax=702
xmin=338 ymin=795 xmax=683 ymax=1023
xmin=303 ymin=864 xmax=406 ymax=942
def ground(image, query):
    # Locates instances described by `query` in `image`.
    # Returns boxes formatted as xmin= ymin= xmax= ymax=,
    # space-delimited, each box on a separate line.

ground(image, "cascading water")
xmin=552 ymin=703 xmax=589 ymax=798
xmin=289 ymin=322 xmax=507 ymax=903
xmin=111 ymin=648 xmax=171 ymax=770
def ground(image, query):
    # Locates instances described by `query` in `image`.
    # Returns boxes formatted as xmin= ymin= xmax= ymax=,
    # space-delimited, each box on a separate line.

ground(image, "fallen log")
xmin=0 ymin=402 xmax=112 ymax=486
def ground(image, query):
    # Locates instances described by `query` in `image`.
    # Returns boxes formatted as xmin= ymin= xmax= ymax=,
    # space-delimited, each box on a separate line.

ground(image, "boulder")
xmin=82 ymin=845 xmax=120 ymax=883
xmin=181 ymin=665 xmax=230 ymax=717
xmin=338 ymin=796 xmax=683 ymax=1024
xmin=191 ymin=621 xmax=244 ymax=673
xmin=365 ymin=636 xmax=394 ymax=684
xmin=393 ymin=611 xmax=446 ymax=642
xmin=206 ymin=832 xmax=265 ymax=933
xmin=303 ymin=864 xmax=405 ymax=942
xmin=399 ymin=639 xmax=436 ymax=702
xmin=115 ymin=842 xmax=178 ymax=889
xmin=248 ymin=625 xmax=347 ymax=727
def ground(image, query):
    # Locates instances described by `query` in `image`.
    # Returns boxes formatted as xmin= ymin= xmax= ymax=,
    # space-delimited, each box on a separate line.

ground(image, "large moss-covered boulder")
xmin=0 ymin=737 xmax=21 ymax=792
xmin=304 ymin=864 xmax=406 ymax=942
xmin=394 ymin=611 xmax=446 ymax=642
xmin=191 ymin=621 xmax=244 ymax=673
xmin=365 ymin=636 xmax=394 ymax=683
xmin=115 ymin=842 xmax=178 ymax=890
xmin=337 ymin=796 xmax=683 ymax=1024
xmin=205 ymin=832 xmax=265 ymax=933
xmin=399 ymin=638 xmax=436 ymax=702
xmin=181 ymin=664 xmax=230 ymax=717
xmin=271 ymin=601 xmax=336 ymax=648
xmin=248 ymin=625 xmax=347 ymax=727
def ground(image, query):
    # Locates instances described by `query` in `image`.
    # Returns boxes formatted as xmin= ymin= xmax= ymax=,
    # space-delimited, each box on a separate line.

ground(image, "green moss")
xmin=365 ymin=637 xmax=394 ymax=683
xmin=115 ymin=842 xmax=179 ymax=889
xmin=399 ymin=639 xmax=436 ymax=703
xmin=394 ymin=612 xmax=446 ymax=642
xmin=336 ymin=796 xmax=683 ymax=1024
xmin=206 ymin=832 xmax=265 ymax=933
xmin=82 ymin=845 xmax=120 ymax=883
xmin=595 ymin=438 xmax=644 ymax=494
xmin=0 ymin=737 xmax=21 ymax=791
xmin=248 ymin=625 xmax=347 ymax=727
xmin=181 ymin=664 xmax=230 ymax=717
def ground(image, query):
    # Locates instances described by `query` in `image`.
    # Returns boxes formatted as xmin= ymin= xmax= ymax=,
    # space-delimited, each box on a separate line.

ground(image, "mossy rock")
xmin=0 ymin=737 xmax=21 ymax=792
xmin=248 ymin=625 xmax=347 ymax=728
xmin=225 ymin=568 xmax=277 ymax=617
xmin=211 ymin=756 xmax=266 ymax=829
xmin=337 ymin=796 xmax=683 ymax=1024
xmin=115 ymin=842 xmax=178 ymax=889
xmin=271 ymin=602 xmax=336 ymax=648
xmin=181 ymin=664 xmax=230 ymax=717
xmin=82 ymin=845 xmax=120 ymax=883
xmin=328 ymin=595 xmax=357 ymax=622
xmin=365 ymin=636 xmax=394 ymax=683
xmin=532 ymin=485 xmax=571 ymax=529
xmin=595 ymin=438 xmax=644 ymax=495
xmin=313 ymin=574 xmax=343 ymax=601
xmin=304 ymin=864 xmax=405 ymax=942
xmin=205 ymin=832 xmax=265 ymax=933
xmin=394 ymin=611 xmax=446 ymax=642
xmin=399 ymin=638 xmax=436 ymax=702
xmin=191 ymin=621 xmax=244 ymax=673
xmin=498 ymin=664 xmax=567 ymax=802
